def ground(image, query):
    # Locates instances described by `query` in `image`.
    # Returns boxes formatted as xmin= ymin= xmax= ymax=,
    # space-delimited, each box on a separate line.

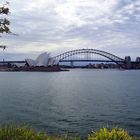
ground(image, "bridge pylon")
xmin=70 ymin=60 xmax=74 ymax=68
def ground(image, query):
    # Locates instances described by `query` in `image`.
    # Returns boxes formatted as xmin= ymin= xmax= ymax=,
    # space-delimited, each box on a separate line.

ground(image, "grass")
xmin=0 ymin=125 xmax=80 ymax=140
xmin=0 ymin=125 xmax=139 ymax=140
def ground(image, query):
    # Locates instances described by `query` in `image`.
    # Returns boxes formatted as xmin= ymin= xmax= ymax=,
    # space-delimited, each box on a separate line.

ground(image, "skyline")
xmin=0 ymin=0 xmax=140 ymax=60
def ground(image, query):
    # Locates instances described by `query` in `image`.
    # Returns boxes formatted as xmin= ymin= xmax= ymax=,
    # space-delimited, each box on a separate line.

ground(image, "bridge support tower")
xmin=70 ymin=60 xmax=74 ymax=68
xmin=125 ymin=56 xmax=132 ymax=69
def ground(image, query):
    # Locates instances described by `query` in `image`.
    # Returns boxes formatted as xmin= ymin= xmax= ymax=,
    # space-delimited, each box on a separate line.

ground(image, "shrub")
xmin=0 ymin=125 xmax=139 ymax=140
xmin=88 ymin=127 xmax=132 ymax=140
xmin=0 ymin=125 xmax=80 ymax=140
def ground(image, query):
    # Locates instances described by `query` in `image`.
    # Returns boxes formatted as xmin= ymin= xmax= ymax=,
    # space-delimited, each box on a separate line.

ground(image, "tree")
xmin=0 ymin=2 xmax=10 ymax=50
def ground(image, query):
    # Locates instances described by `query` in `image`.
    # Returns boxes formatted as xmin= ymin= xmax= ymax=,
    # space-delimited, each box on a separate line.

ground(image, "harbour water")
xmin=0 ymin=69 xmax=140 ymax=136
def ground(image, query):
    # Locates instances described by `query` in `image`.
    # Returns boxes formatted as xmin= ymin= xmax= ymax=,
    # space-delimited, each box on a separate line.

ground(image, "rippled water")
xmin=0 ymin=69 xmax=140 ymax=136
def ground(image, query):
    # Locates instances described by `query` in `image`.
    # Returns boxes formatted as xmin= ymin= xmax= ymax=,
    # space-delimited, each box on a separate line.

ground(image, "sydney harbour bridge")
xmin=0 ymin=48 xmax=140 ymax=69
xmin=54 ymin=49 xmax=125 ymax=68
xmin=53 ymin=49 xmax=139 ymax=69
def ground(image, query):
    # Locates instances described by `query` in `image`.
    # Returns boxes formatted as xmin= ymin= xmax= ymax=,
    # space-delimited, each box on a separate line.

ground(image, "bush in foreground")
xmin=0 ymin=125 xmax=139 ymax=140
xmin=0 ymin=125 xmax=80 ymax=140
xmin=88 ymin=127 xmax=132 ymax=140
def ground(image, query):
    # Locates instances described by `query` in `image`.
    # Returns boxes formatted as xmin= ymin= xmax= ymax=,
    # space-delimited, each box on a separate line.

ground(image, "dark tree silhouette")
xmin=0 ymin=2 xmax=10 ymax=50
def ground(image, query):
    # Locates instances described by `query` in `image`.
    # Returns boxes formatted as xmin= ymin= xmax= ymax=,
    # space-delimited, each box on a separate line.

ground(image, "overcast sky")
xmin=0 ymin=0 xmax=140 ymax=60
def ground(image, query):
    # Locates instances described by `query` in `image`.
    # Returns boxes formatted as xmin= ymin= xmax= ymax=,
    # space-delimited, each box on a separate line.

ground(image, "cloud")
xmin=0 ymin=0 xmax=140 ymax=60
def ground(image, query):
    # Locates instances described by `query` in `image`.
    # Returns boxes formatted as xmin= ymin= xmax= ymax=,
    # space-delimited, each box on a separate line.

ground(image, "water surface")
xmin=0 ymin=69 xmax=140 ymax=136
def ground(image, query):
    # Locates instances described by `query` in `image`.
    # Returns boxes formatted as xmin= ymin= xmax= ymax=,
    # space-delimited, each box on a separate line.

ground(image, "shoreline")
xmin=0 ymin=66 xmax=69 ymax=72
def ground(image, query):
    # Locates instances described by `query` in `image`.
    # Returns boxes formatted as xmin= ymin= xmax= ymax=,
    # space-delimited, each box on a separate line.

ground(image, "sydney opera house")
xmin=25 ymin=52 xmax=58 ymax=67
xmin=12 ymin=52 xmax=62 ymax=72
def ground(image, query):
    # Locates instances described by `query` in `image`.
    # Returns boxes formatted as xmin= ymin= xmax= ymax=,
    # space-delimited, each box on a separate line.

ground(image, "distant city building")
xmin=25 ymin=52 xmax=56 ymax=67
xmin=125 ymin=56 xmax=132 ymax=69
xmin=136 ymin=57 xmax=140 ymax=62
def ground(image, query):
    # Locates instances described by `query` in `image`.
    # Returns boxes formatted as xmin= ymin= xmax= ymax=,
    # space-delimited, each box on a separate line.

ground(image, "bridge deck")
xmin=0 ymin=60 xmax=125 ymax=64
xmin=60 ymin=60 xmax=124 ymax=62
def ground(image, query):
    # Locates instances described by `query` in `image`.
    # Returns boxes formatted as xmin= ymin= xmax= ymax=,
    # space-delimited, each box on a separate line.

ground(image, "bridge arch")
xmin=54 ymin=49 xmax=124 ymax=64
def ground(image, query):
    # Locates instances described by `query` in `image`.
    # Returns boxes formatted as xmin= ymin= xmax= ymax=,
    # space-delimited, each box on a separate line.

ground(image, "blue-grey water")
xmin=0 ymin=69 xmax=140 ymax=136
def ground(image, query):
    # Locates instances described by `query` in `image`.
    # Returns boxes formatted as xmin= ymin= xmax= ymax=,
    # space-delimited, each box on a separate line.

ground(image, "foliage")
xmin=0 ymin=125 xmax=80 ymax=140
xmin=0 ymin=2 xmax=10 ymax=34
xmin=0 ymin=18 xmax=10 ymax=33
xmin=0 ymin=2 xmax=10 ymax=50
xmin=0 ymin=125 xmax=139 ymax=140
xmin=0 ymin=2 xmax=9 ymax=15
xmin=88 ymin=127 xmax=132 ymax=140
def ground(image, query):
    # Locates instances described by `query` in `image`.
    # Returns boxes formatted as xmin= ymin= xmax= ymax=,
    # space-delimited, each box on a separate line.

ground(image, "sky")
xmin=0 ymin=0 xmax=140 ymax=60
